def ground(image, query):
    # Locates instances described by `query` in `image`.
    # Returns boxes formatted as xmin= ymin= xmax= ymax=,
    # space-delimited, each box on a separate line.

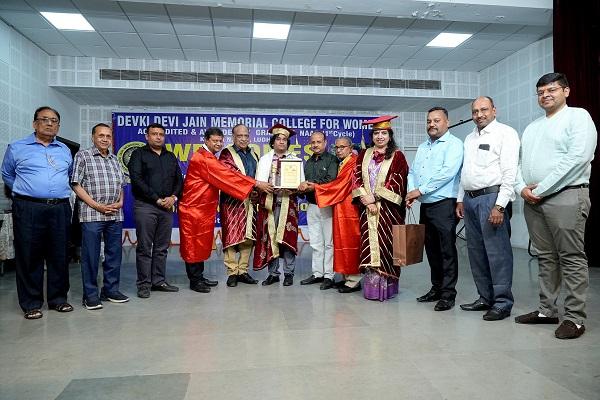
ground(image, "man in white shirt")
xmin=514 ymin=73 xmax=597 ymax=339
xmin=456 ymin=96 xmax=520 ymax=321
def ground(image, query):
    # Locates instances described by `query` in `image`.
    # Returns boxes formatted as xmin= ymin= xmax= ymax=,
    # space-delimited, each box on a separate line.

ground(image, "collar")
xmin=477 ymin=119 xmax=499 ymax=136
xmin=428 ymin=130 xmax=451 ymax=144
xmin=546 ymin=104 xmax=568 ymax=119
xmin=91 ymin=146 xmax=113 ymax=157
xmin=144 ymin=144 xmax=166 ymax=153
xmin=274 ymin=151 xmax=290 ymax=159
xmin=233 ymin=144 xmax=250 ymax=153
xmin=26 ymin=132 xmax=59 ymax=145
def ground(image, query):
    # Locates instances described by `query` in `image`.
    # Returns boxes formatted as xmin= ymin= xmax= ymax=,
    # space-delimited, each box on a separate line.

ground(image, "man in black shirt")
xmin=299 ymin=131 xmax=339 ymax=290
xmin=128 ymin=123 xmax=183 ymax=298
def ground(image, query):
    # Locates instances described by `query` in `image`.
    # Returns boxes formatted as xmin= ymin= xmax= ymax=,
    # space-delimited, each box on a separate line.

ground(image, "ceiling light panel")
xmin=40 ymin=12 xmax=94 ymax=31
xmin=253 ymin=23 xmax=290 ymax=40
xmin=426 ymin=32 xmax=472 ymax=48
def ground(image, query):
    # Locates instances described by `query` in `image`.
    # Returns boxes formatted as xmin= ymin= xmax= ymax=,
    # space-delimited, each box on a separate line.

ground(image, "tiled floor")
xmin=1 ymin=240 xmax=599 ymax=400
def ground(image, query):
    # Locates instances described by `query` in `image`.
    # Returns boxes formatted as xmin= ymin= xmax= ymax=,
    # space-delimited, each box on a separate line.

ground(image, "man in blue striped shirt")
xmin=2 ymin=106 xmax=74 ymax=319
xmin=406 ymin=107 xmax=464 ymax=311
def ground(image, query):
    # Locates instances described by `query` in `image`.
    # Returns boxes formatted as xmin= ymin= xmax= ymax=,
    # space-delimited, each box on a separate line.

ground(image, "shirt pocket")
xmin=475 ymin=144 xmax=494 ymax=168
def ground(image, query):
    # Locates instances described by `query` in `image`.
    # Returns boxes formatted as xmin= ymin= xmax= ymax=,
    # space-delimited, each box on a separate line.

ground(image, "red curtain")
xmin=553 ymin=0 xmax=600 ymax=267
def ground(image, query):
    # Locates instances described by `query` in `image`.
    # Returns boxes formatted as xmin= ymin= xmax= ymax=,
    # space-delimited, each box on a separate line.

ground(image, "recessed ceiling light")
xmin=40 ymin=12 xmax=95 ymax=31
xmin=426 ymin=32 xmax=472 ymax=48
xmin=253 ymin=22 xmax=290 ymax=40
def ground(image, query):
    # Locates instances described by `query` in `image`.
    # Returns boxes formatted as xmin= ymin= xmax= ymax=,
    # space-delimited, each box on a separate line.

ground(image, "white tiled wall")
xmin=49 ymin=56 xmax=479 ymax=102
xmin=0 ymin=22 xmax=80 ymax=148
xmin=449 ymin=36 xmax=554 ymax=249
xmin=0 ymin=21 xmax=80 ymax=208
xmin=51 ymin=55 xmax=474 ymax=150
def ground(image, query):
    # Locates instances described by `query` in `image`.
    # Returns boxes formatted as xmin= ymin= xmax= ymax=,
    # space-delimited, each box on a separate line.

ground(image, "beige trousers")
xmin=524 ymin=187 xmax=590 ymax=325
xmin=223 ymin=239 xmax=254 ymax=276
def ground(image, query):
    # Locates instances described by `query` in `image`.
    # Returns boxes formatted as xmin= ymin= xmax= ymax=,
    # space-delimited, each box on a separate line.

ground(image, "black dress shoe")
xmin=237 ymin=273 xmax=258 ymax=284
xmin=283 ymin=274 xmax=293 ymax=286
xmin=226 ymin=275 xmax=238 ymax=287
xmin=434 ymin=299 xmax=455 ymax=311
xmin=483 ymin=307 xmax=511 ymax=321
xmin=460 ymin=299 xmax=491 ymax=311
xmin=300 ymin=275 xmax=324 ymax=285
xmin=201 ymin=277 xmax=218 ymax=287
xmin=262 ymin=275 xmax=280 ymax=286
xmin=338 ymin=283 xmax=361 ymax=293
xmin=320 ymin=278 xmax=334 ymax=290
xmin=416 ymin=289 xmax=441 ymax=303
xmin=190 ymin=281 xmax=211 ymax=293
xmin=137 ymin=287 xmax=150 ymax=298
xmin=333 ymin=280 xmax=347 ymax=289
xmin=151 ymin=282 xmax=179 ymax=292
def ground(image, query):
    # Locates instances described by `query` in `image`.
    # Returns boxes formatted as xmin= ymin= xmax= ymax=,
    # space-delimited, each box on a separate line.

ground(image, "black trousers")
xmin=185 ymin=262 xmax=204 ymax=286
xmin=420 ymin=198 xmax=459 ymax=301
xmin=12 ymin=198 xmax=71 ymax=311
xmin=133 ymin=200 xmax=172 ymax=289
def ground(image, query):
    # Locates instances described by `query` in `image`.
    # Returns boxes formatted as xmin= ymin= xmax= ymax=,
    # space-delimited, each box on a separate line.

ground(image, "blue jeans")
xmin=463 ymin=193 xmax=514 ymax=311
xmin=81 ymin=221 xmax=123 ymax=301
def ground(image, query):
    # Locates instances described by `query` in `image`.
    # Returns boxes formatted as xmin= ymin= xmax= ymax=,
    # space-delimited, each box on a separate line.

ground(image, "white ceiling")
xmin=0 ymin=0 xmax=552 ymax=71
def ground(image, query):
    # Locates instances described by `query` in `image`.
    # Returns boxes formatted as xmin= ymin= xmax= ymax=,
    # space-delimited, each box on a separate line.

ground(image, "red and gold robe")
xmin=179 ymin=147 xmax=255 ymax=263
xmin=218 ymin=146 xmax=259 ymax=249
xmin=352 ymin=148 xmax=408 ymax=278
xmin=314 ymin=154 xmax=360 ymax=275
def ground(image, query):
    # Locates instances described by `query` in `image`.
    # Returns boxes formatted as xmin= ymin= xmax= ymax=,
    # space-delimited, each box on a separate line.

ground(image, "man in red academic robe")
xmin=253 ymin=124 xmax=304 ymax=287
xmin=179 ymin=127 xmax=273 ymax=293
xmin=310 ymin=137 xmax=362 ymax=293
xmin=219 ymin=124 xmax=260 ymax=287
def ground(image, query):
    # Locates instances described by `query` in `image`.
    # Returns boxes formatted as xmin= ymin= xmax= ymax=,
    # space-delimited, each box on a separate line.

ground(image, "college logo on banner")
xmin=113 ymin=112 xmax=372 ymax=230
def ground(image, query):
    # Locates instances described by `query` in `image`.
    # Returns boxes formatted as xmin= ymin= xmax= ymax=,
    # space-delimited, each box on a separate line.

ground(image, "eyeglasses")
xmin=536 ymin=86 xmax=564 ymax=97
xmin=334 ymin=145 xmax=350 ymax=150
xmin=36 ymin=117 xmax=60 ymax=125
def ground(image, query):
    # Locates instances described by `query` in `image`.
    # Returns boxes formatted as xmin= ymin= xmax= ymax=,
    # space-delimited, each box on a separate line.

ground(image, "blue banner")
xmin=113 ymin=112 xmax=371 ymax=230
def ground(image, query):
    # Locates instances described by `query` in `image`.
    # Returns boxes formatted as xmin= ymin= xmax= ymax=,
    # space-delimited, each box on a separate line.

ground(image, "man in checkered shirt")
xmin=71 ymin=123 xmax=129 ymax=310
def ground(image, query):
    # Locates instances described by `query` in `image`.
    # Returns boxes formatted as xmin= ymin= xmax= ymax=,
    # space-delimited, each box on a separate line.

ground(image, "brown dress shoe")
xmin=555 ymin=320 xmax=585 ymax=339
xmin=514 ymin=311 xmax=559 ymax=324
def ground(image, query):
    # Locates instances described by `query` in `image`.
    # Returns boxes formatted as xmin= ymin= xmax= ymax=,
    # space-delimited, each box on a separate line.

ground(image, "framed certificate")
xmin=276 ymin=158 xmax=303 ymax=189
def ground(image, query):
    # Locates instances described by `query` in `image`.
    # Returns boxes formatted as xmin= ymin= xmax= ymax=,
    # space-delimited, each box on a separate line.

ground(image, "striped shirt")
xmin=71 ymin=146 xmax=124 ymax=222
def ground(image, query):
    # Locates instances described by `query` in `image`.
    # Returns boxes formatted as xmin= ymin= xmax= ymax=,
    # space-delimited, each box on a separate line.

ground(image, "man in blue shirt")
xmin=406 ymin=107 xmax=464 ymax=311
xmin=2 ymin=106 xmax=74 ymax=319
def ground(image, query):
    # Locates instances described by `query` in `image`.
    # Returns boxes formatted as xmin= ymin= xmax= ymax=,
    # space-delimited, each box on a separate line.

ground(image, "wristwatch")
xmin=494 ymin=205 xmax=505 ymax=213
